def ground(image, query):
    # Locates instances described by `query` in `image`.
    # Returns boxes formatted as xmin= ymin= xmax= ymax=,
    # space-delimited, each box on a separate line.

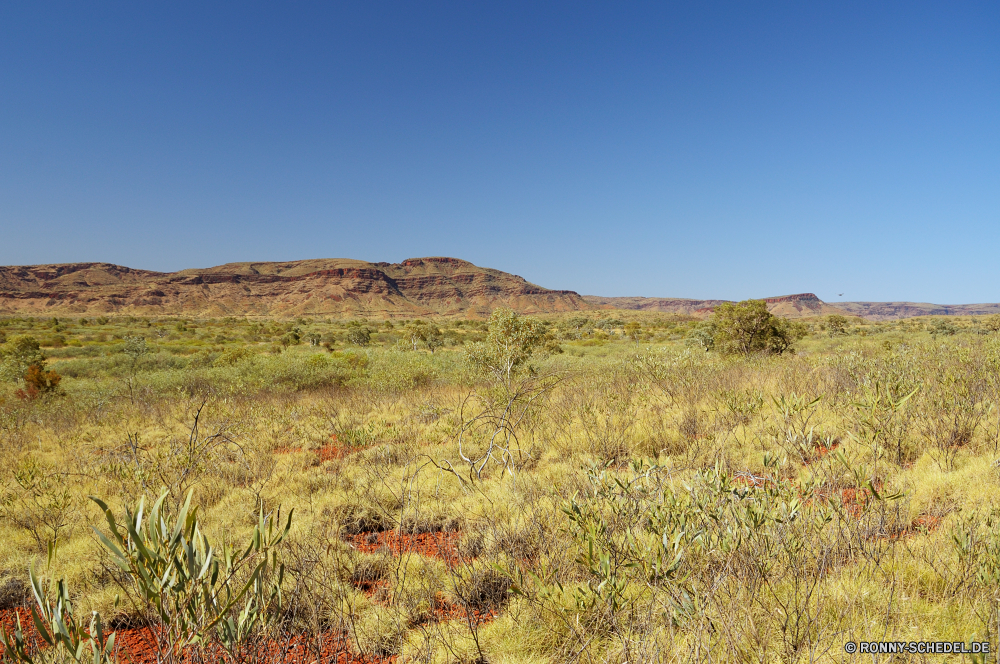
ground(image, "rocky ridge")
xmin=0 ymin=257 xmax=588 ymax=317
xmin=1 ymin=258 xmax=990 ymax=320
xmin=836 ymin=301 xmax=1000 ymax=321
xmin=583 ymin=293 xmax=853 ymax=319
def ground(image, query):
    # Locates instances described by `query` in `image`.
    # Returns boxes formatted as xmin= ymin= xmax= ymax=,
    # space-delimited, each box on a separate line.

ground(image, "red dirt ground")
xmin=426 ymin=593 xmax=498 ymax=625
xmin=1 ymin=608 xmax=392 ymax=663
xmin=275 ymin=435 xmax=352 ymax=462
xmin=345 ymin=530 xmax=499 ymax=627
xmin=0 ymin=528 xmax=484 ymax=662
xmin=344 ymin=530 xmax=464 ymax=565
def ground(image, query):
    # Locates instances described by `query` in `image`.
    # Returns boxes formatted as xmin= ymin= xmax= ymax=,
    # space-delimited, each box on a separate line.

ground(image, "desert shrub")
xmin=361 ymin=350 xmax=442 ymax=393
xmin=713 ymin=300 xmax=806 ymax=356
xmin=0 ymin=455 xmax=76 ymax=551
xmin=51 ymin=351 xmax=188 ymax=378
xmin=346 ymin=326 xmax=372 ymax=347
xmin=16 ymin=365 xmax=62 ymax=400
xmin=0 ymin=336 xmax=46 ymax=383
xmin=90 ymin=491 xmax=291 ymax=662
xmin=213 ymin=346 xmax=257 ymax=367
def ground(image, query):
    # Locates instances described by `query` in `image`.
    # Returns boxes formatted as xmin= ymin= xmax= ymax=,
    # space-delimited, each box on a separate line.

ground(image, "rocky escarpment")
xmin=584 ymin=293 xmax=852 ymax=319
xmin=0 ymin=257 xmax=588 ymax=317
xmin=837 ymin=301 xmax=1000 ymax=321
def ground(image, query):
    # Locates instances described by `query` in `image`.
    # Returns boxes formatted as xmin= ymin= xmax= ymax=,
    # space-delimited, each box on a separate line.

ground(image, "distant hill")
xmin=0 ymin=257 xmax=588 ymax=317
xmin=3 ymin=257 xmax=993 ymax=321
xmin=584 ymin=293 xmax=853 ymax=319
xmin=836 ymin=301 xmax=1000 ymax=321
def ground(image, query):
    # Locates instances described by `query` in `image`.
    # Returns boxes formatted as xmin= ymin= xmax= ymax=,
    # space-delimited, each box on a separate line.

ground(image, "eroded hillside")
xmin=0 ymin=257 xmax=587 ymax=317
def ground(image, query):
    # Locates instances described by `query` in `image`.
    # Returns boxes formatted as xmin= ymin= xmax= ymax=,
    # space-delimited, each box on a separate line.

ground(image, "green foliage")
xmin=826 ymin=314 xmax=848 ymax=336
xmin=685 ymin=321 xmax=716 ymax=350
xmin=465 ymin=308 xmax=543 ymax=388
xmin=929 ymin=318 xmax=958 ymax=337
xmin=424 ymin=327 xmax=444 ymax=353
xmin=0 ymin=544 xmax=116 ymax=664
xmin=347 ymin=326 xmax=372 ymax=347
xmin=400 ymin=323 xmax=426 ymax=351
xmin=212 ymin=346 xmax=256 ymax=367
xmin=623 ymin=321 xmax=642 ymax=344
xmin=90 ymin=490 xmax=291 ymax=661
xmin=0 ymin=455 xmax=75 ymax=551
xmin=0 ymin=336 xmax=46 ymax=383
xmin=712 ymin=300 xmax=805 ymax=356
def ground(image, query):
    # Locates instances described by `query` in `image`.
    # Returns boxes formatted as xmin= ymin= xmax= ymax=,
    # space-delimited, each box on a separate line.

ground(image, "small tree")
xmin=712 ymin=299 xmax=805 ymax=356
xmin=424 ymin=327 xmax=444 ymax=354
xmin=0 ymin=335 xmax=46 ymax=383
xmin=826 ymin=314 xmax=848 ymax=336
xmin=437 ymin=308 xmax=558 ymax=483
xmin=465 ymin=308 xmax=543 ymax=390
xmin=686 ymin=321 xmax=717 ymax=351
xmin=347 ymin=327 xmax=372 ymax=347
xmin=402 ymin=323 xmax=426 ymax=351
xmin=122 ymin=336 xmax=149 ymax=366
xmin=624 ymin=321 xmax=642 ymax=344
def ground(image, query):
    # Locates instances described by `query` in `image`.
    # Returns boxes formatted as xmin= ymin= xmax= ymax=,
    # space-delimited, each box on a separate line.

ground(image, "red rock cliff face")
xmin=0 ymin=258 xmax=587 ymax=317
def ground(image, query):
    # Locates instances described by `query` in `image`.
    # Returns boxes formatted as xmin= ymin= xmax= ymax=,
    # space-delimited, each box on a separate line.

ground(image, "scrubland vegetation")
xmin=1 ymin=307 xmax=1000 ymax=662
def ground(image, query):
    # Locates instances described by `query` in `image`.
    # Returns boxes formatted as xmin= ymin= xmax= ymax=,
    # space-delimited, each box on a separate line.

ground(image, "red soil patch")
xmin=812 ymin=439 xmax=841 ymax=460
xmin=882 ymin=513 xmax=943 ymax=542
xmin=1 ymin=608 xmax=392 ymax=663
xmin=344 ymin=530 xmax=463 ymax=564
xmin=0 ymin=607 xmax=33 ymax=639
xmin=276 ymin=435 xmax=351 ymax=461
xmin=427 ymin=593 xmax=498 ymax=625
xmin=836 ymin=486 xmax=875 ymax=520
xmin=911 ymin=513 xmax=942 ymax=531
xmin=344 ymin=532 xmax=499 ymax=628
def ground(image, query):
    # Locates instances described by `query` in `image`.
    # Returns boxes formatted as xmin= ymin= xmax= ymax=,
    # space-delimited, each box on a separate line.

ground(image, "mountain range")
xmin=0 ymin=257 xmax=993 ymax=320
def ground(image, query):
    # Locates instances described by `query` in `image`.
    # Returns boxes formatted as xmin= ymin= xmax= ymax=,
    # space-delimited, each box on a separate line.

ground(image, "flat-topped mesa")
xmin=0 ymin=258 xmax=587 ymax=317
xmin=763 ymin=293 xmax=821 ymax=304
xmin=761 ymin=293 xmax=842 ymax=317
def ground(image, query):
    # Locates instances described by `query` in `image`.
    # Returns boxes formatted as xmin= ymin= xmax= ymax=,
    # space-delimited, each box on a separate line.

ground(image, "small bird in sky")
xmin=838 ymin=293 xmax=844 ymax=297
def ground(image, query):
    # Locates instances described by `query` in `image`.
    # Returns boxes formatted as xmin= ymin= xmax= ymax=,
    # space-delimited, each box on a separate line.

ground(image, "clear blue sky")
xmin=1 ymin=2 xmax=998 ymax=303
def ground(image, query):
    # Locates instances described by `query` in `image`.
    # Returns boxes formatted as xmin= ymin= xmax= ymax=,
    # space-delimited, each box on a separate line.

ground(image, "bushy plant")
xmin=90 ymin=490 xmax=291 ymax=662
xmin=0 ymin=336 xmax=46 ymax=383
xmin=346 ymin=327 xmax=371 ymax=347
xmin=17 ymin=365 xmax=62 ymax=400
xmin=0 ymin=544 xmax=116 ymax=664
xmin=712 ymin=300 xmax=805 ymax=355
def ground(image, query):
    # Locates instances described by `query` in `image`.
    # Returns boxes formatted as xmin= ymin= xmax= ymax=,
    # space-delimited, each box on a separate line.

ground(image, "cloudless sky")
xmin=1 ymin=2 xmax=998 ymax=302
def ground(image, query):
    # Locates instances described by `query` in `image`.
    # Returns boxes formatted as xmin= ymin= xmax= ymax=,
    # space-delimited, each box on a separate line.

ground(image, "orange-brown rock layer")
xmin=0 ymin=257 xmax=588 ymax=318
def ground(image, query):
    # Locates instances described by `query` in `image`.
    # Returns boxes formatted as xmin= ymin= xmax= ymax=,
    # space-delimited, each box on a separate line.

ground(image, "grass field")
xmin=1 ymin=310 xmax=999 ymax=662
